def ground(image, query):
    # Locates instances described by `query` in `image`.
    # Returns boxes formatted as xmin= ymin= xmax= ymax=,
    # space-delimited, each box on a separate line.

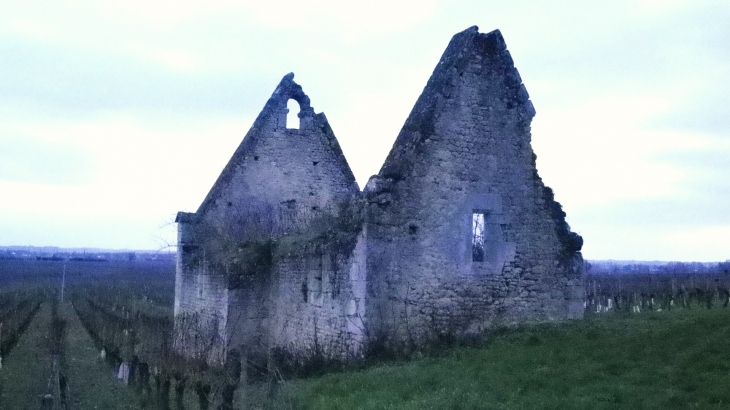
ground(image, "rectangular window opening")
xmin=308 ymin=272 xmax=324 ymax=306
xmin=472 ymin=212 xmax=486 ymax=262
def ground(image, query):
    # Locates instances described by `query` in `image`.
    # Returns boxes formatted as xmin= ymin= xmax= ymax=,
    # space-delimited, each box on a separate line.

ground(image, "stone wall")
xmin=174 ymin=26 xmax=584 ymax=367
xmin=174 ymin=74 xmax=363 ymax=364
xmin=174 ymin=212 xmax=229 ymax=363
xmin=363 ymin=26 xmax=583 ymax=351
xmin=225 ymin=203 xmax=368 ymax=374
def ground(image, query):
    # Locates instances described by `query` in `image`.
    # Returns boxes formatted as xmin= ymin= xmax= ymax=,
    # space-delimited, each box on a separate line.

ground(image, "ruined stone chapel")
xmin=174 ymin=26 xmax=584 ymax=366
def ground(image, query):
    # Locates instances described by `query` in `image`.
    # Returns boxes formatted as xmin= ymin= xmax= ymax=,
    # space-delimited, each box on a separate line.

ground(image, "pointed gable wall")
xmin=197 ymin=73 xmax=359 ymax=238
xmin=174 ymin=74 xmax=362 ymax=363
xmin=364 ymin=27 xmax=583 ymax=347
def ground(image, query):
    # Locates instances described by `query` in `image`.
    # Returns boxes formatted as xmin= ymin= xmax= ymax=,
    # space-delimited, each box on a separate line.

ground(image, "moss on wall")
xmin=225 ymin=240 xmax=275 ymax=288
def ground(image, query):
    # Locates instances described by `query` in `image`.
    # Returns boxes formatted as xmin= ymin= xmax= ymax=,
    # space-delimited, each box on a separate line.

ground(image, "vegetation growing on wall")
xmin=541 ymin=185 xmax=583 ymax=266
xmin=195 ymin=198 xmax=364 ymax=289
xmin=225 ymin=240 xmax=275 ymax=288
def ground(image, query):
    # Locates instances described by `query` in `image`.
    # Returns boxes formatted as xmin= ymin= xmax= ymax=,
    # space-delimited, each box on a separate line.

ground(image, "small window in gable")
xmin=472 ymin=212 xmax=486 ymax=262
xmin=286 ymin=99 xmax=300 ymax=129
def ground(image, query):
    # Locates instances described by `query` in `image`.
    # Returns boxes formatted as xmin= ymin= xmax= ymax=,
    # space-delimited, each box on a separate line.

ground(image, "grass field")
xmin=0 ymin=303 xmax=54 ymax=410
xmin=249 ymin=308 xmax=730 ymax=410
xmin=5 ymin=299 xmax=726 ymax=409
xmin=3 ymin=260 xmax=729 ymax=409
xmin=61 ymin=301 xmax=151 ymax=410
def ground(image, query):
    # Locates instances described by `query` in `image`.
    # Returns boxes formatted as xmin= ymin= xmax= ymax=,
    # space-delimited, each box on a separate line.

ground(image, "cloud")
xmin=579 ymin=222 xmax=729 ymax=262
xmin=530 ymin=94 xmax=698 ymax=207
xmin=0 ymin=37 xmax=274 ymax=117
xmin=240 ymin=0 xmax=439 ymax=40
xmin=0 ymin=115 xmax=251 ymax=216
xmin=0 ymin=113 xmax=247 ymax=249
xmin=515 ymin=1 xmax=730 ymax=106
xmin=561 ymin=128 xmax=730 ymax=261
xmin=664 ymin=225 xmax=730 ymax=254
xmin=126 ymin=44 xmax=202 ymax=73
xmin=573 ymin=195 xmax=730 ymax=230
xmin=0 ymin=0 xmax=727 ymax=259
xmin=0 ymin=134 xmax=94 ymax=185
xmin=648 ymin=91 xmax=730 ymax=136
xmin=571 ymin=192 xmax=730 ymax=262
xmin=655 ymin=141 xmax=730 ymax=169
xmin=649 ymin=136 xmax=730 ymax=200
xmin=0 ymin=209 xmax=176 ymax=250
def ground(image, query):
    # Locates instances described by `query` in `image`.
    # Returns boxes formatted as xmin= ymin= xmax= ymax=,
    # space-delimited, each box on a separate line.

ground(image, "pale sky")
xmin=0 ymin=1 xmax=728 ymax=261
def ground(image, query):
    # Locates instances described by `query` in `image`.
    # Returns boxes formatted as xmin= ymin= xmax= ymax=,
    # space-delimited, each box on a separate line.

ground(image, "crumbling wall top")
xmin=271 ymin=72 xmax=315 ymax=119
xmin=377 ymin=26 xmax=534 ymax=180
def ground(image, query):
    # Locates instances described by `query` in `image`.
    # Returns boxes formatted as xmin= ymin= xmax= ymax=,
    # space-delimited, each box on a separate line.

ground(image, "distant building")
xmin=174 ymin=27 xmax=584 ymax=367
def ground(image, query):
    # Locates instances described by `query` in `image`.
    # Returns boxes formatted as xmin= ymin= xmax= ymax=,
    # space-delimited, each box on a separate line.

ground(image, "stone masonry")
xmin=174 ymin=26 xmax=584 ymax=369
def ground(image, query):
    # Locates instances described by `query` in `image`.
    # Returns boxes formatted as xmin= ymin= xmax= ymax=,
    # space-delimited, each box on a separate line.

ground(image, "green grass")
xmin=61 ymin=301 xmax=151 ymax=409
xmin=5 ymin=299 xmax=729 ymax=409
xmin=255 ymin=309 xmax=730 ymax=410
xmin=0 ymin=302 xmax=54 ymax=410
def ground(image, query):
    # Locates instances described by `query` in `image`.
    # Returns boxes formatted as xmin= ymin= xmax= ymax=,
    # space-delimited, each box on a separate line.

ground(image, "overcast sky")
xmin=0 ymin=1 xmax=728 ymax=261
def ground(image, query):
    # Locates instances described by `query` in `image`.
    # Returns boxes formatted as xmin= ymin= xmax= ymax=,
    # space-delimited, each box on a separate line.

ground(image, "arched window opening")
xmin=286 ymin=99 xmax=300 ymax=129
